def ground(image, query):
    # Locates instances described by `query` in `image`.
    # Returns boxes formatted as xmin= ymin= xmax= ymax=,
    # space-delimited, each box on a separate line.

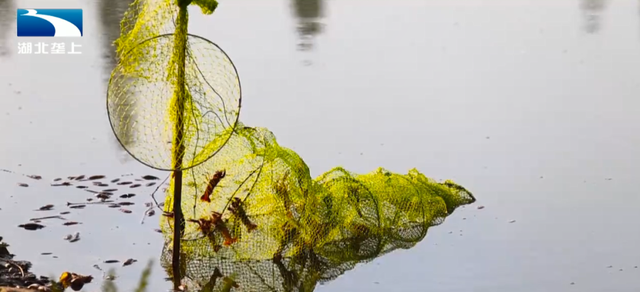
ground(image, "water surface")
xmin=1 ymin=0 xmax=640 ymax=291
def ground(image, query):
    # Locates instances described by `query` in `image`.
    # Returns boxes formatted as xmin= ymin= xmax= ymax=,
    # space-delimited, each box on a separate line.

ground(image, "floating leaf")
xmin=104 ymin=260 xmax=120 ymax=264
xmin=120 ymin=193 xmax=135 ymax=198
xmin=141 ymin=175 xmax=160 ymax=180
xmin=18 ymin=223 xmax=45 ymax=230
xmin=52 ymin=182 xmax=72 ymax=186
xmin=63 ymin=221 xmax=82 ymax=226
xmin=69 ymin=205 xmax=86 ymax=209
xmin=117 ymin=181 xmax=132 ymax=185
xmin=27 ymin=175 xmax=42 ymax=180
xmin=17 ymin=183 xmax=29 ymax=187
xmin=120 ymin=208 xmax=132 ymax=214
xmin=37 ymin=204 xmax=54 ymax=211
xmin=123 ymin=258 xmax=137 ymax=267
xmin=88 ymin=175 xmax=106 ymax=180
xmin=130 ymin=184 xmax=141 ymax=188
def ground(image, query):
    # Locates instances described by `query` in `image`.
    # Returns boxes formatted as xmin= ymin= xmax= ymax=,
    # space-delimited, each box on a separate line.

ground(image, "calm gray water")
xmin=2 ymin=0 xmax=640 ymax=291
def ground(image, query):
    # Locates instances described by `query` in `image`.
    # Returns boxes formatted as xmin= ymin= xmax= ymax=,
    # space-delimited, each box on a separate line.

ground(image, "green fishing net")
xmin=157 ymin=124 xmax=475 ymax=291
xmin=107 ymin=0 xmax=475 ymax=291
xmin=107 ymin=0 xmax=240 ymax=171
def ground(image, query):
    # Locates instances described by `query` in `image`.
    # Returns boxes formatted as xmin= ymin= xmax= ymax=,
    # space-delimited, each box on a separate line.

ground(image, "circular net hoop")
xmin=107 ymin=33 xmax=241 ymax=171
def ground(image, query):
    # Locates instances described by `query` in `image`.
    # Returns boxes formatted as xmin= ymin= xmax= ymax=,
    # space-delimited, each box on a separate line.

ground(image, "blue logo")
xmin=17 ymin=9 xmax=83 ymax=37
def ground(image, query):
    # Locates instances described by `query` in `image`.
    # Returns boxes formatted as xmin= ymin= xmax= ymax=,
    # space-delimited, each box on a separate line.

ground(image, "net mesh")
xmin=107 ymin=0 xmax=240 ymax=171
xmin=158 ymin=124 xmax=476 ymax=291
xmin=107 ymin=1 xmax=476 ymax=291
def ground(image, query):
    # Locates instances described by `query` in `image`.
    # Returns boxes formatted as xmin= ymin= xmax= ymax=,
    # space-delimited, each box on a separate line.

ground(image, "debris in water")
xmin=120 ymin=208 xmax=132 ymax=214
xmin=36 ymin=204 xmax=54 ymax=211
xmin=147 ymin=209 xmax=155 ymax=217
xmin=86 ymin=198 xmax=93 ymax=202
xmin=509 ymin=220 xmax=516 ymax=223
xmin=74 ymin=175 xmax=86 ymax=180
xmin=17 ymin=183 xmax=29 ymax=187
xmin=111 ymin=178 xmax=120 ymax=183
xmin=68 ymin=232 xmax=80 ymax=243
xmin=97 ymin=183 xmax=109 ymax=187
xmin=18 ymin=223 xmax=45 ymax=230
xmin=108 ymin=204 xmax=120 ymax=208
xmin=76 ymin=185 xmax=88 ymax=189
xmin=103 ymin=188 xmax=118 ymax=192
xmin=154 ymin=229 xmax=162 ymax=233
xmin=63 ymin=221 xmax=81 ymax=226
xmin=123 ymin=258 xmax=137 ymax=267
xmin=477 ymin=206 xmax=485 ymax=210
xmin=130 ymin=184 xmax=141 ymax=188
xmin=27 ymin=175 xmax=42 ymax=180
xmin=63 ymin=234 xmax=73 ymax=240
xmin=96 ymin=193 xmax=111 ymax=200
xmin=88 ymin=175 xmax=106 ymax=180
xmin=52 ymin=182 xmax=72 ymax=186
xmin=117 ymin=181 xmax=132 ymax=185
xmin=120 ymin=193 xmax=135 ymax=198
xmin=605 ymin=178 xmax=612 ymax=181
xmin=146 ymin=182 xmax=156 ymax=187
xmin=41 ymin=252 xmax=53 ymax=255
xmin=30 ymin=215 xmax=65 ymax=221
xmin=119 ymin=202 xmax=134 ymax=206
xmin=142 ymin=175 xmax=160 ymax=180
xmin=104 ymin=260 xmax=119 ymax=264
xmin=69 ymin=205 xmax=86 ymax=209
xmin=60 ymin=211 xmax=70 ymax=215
xmin=54 ymin=178 xmax=62 ymax=181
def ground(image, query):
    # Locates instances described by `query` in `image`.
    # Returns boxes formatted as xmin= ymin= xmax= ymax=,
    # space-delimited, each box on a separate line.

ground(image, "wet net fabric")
xmin=106 ymin=1 xmax=475 ymax=291
xmin=159 ymin=124 xmax=476 ymax=291
xmin=107 ymin=0 xmax=240 ymax=171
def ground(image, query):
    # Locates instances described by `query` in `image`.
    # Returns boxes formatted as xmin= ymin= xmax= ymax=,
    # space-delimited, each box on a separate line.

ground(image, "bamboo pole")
xmin=171 ymin=3 xmax=189 ymax=290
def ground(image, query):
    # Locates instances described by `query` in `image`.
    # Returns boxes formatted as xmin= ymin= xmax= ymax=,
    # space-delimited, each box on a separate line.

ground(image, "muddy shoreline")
xmin=0 ymin=237 xmax=60 ymax=292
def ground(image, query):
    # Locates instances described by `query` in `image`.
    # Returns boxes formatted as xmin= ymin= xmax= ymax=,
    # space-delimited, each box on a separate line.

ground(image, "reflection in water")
xmin=158 ymin=125 xmax=475 ymax=291
xmin=291 ymin=0 xmax=325 ymax=52
xmin=0 ymin=0 xmax=15 ymax=58
xmin=580 ymin=0 xmax=608 ymax=33
xmin=98 ymin=0 xmax=137 ymax=163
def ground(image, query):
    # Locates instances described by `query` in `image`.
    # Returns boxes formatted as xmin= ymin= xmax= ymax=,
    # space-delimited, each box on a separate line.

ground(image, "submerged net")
xmin=106 ymin=0 xmax=476 ymax=291
xmin=107 ymin=0 xmax=240 ymax=171
xmin=158 ymin=124 xmax=476 ymax=291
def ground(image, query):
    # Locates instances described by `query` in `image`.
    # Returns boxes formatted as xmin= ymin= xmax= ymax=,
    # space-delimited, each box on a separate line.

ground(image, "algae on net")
xmin=159 ymin=125 xmax=475 ymax=292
